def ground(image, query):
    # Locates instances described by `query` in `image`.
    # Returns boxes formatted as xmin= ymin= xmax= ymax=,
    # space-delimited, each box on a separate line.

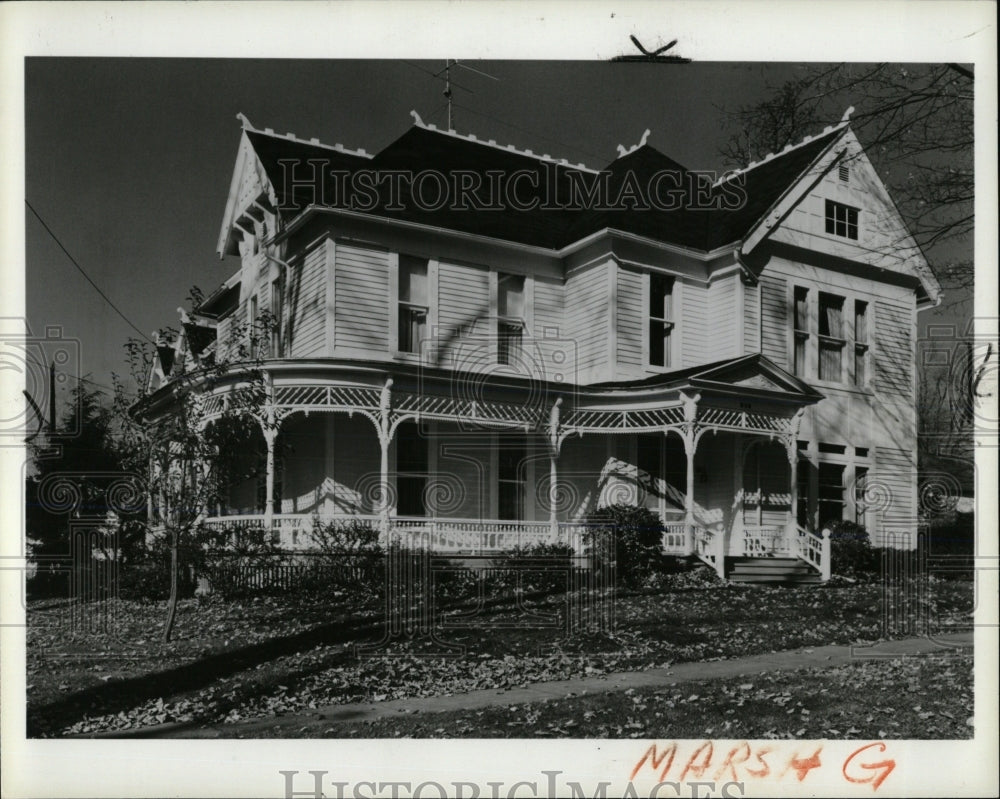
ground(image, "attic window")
xmin=838 ymin=164 xmax=850 ymax=183
xmin=825 ymin=200 xmax=858 ymax=240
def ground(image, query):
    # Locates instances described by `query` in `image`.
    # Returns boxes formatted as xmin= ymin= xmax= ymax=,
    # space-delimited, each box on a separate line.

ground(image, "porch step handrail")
xmin=792 ymin=525 xmax=831 ymax=581
xmin=693 ymin=526 xmax=726 ymax=579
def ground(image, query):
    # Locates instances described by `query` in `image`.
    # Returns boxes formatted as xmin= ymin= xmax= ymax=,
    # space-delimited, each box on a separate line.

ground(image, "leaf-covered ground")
xmin=322 ymin=652 xmax=974 ymax=740
xmin=25 ymin=569 xmax=973 ymax=737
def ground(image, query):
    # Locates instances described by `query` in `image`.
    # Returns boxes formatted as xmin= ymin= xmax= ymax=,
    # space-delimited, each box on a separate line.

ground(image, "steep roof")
xmin=232 ymin=113 xmax=859 ymax=256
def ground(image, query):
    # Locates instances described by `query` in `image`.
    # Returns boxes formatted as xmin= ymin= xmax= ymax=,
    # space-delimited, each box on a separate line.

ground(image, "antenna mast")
xmin=444 ymin=60 xmax=454 ymax=130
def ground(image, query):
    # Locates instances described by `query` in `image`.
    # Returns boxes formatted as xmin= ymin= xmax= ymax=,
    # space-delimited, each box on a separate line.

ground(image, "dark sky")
xmin=24 ymin=58 xmax=967 ymax=406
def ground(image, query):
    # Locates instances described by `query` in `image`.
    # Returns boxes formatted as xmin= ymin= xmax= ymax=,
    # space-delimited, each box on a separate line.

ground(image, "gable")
xmin=745 ymin=128 xmax=940 ymax=304
xmin=690 ymin=354 xmax=821 ymax=399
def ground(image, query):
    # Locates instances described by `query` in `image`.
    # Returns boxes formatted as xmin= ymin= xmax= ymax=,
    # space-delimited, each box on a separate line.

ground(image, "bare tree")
xmin=112 ymin=297 xmax=274 ymax=641
xmin=720 ymin=63 xmax=973 ymax=288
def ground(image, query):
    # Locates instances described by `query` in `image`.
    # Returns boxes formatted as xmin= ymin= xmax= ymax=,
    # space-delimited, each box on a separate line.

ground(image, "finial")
xmin=236 ymin=112 xmax=254 ymax=130
xmin=616 ymin=143 xmax=628 ymax=157
xmin=410 ymin=109 xmax=424 ymax=126
xmin=638 ymin=128 xmax=651 ymax=148
xmin=841 ymin=106 xmax=855 ymax=122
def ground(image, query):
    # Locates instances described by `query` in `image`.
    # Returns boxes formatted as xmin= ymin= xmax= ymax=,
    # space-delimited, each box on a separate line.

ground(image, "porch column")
xmin=548 ymin=398 xmax=562 ymax=540
xmin=680 ymin=391 xmax=700 ymax=555
xmin=262 ymin=425 xmax=277 ymax=530
xmin=786 ymin=439 xmax=798 ymax=532
xmin=683 ymin=429 xmax=696 ymax=553
xmin=378 ymin=378 xmax=394 ymax=543
xmin=784 ymin=408 xmax=807 ymax=553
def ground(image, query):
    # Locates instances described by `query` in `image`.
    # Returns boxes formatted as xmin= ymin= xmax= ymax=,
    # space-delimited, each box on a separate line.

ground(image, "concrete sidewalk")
xmin=114 ymin=631 xmax=973 ymax=739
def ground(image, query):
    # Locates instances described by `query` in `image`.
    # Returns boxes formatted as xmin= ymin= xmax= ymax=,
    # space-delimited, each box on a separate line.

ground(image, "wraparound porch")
xmin=188 ymin=354 xmax=831 ymax=580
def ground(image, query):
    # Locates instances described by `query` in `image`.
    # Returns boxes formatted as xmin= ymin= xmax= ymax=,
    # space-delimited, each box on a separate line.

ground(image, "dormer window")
xmin=825 ymin=200 xmax=858 ymax=240
xmin=497 ymin=273 xmax=524 ymax=365
xmin=398 ymin=255 xmax=428 ymax=354
xmin=648 ymin=273 xmax=674 ymax=368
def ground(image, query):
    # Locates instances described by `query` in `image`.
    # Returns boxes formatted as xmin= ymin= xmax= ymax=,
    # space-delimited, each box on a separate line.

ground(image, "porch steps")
xmin=725 ymin=557 xmax=822 ymax=585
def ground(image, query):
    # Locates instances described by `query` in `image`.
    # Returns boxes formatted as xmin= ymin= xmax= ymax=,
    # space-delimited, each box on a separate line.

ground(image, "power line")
xmin=25 ymin=199 xmax=153 ymax=342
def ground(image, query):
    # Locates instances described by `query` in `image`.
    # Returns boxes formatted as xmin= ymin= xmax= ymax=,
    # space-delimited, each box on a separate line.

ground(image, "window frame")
xmin=852 ymin=299 xmax=870 ymax=387
xmin=390 ymin=253 xmax=437 ymax=359
xmin=817 ymin=291 xmax=847 ymax=383
xmin=824 ymin=199 xmax=860 ymax=240
xmin=495 ymin=272 xmax=526 ymax=366
xmin=790 ymin=284 xmax=875 ymax=390
xmin=495 ymin=435 xmax=528 ymax=521
xmin=643 ymin=270 xmax=677 ymax=372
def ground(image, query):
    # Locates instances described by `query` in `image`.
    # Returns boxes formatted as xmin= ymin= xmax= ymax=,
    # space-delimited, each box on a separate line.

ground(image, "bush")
xmin=826 ymin=520 xmax=879 ymax=577
xmin=492 ymin=542 xmax=577 ymax=595
xmin=118 ymin=555 xmax=196 ymax=602
xmin=583 ymin=503 xmax=665 ymax=588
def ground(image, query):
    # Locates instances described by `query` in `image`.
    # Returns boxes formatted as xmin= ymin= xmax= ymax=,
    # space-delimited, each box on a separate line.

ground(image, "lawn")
xmin=25 ymin=567 xmax=974 ymax=737
xmin=308 ymin=652 xmax=975 ymax=740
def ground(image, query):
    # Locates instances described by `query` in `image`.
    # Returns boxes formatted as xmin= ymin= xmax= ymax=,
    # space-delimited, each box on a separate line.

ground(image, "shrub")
xmin=118 ymin=554 xmax=196 ymax=602
xmin=826 ymin=520 xmax=879 ymax=577
xmin=308 ymin=517 xmax=384 ymax=596
xmin=582 ymin=503 xmax=665 ymax=588
xmin=492 ymin=542 xmax=577 ymax=595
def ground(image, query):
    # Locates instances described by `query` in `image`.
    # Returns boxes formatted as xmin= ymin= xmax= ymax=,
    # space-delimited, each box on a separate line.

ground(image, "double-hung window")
xmin=825 ymin=200 xmax=859 ymax=240
xmin=396 ymin=421 xmax=428 ymax=516
xmin=649 ymin=273 xmax=675 ymax=368
xmin=817 ymin=462 xmax=845 ymax=526
xmin=853 ymin=300 xmax=869 ymax=386
xmin=270 ymin=274 xmax=283 ymax=357
xmin=854 ymin=466 xmax=869 ymax=525
xmin=398 ymin=256 xmax=428 ymax=354
xmin=497 ymin=437 xmax=527 ymax=520
xmin=497 ymin=273 xmax=524 ymax=365
xmin=793 ymin=287 xmax=809 ymax=378
xmin=818 ymin=292 xmax=846 ymax=382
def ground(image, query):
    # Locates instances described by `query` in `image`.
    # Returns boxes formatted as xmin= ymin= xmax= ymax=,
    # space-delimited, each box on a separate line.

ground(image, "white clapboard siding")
xmin=681 ymin=281 xmax=709 ymax=367
xmin=743 ymin=281 xmax=760 ymax=353
xmin=533 ymin=277 xmax=567 ymax=383
xmin=288 ymin=243 xmax=327 ymax=357
xmin=760 ymin=274 xmax=788 ymax=367
xmin=616 ymin=267 xmax=643 ymax=370
xmin=335 ymin=242 xmax=389 ymax=353
xmin=566 ymin=263 xmax=610 ymax=378
xmin=705 ymin=274 xmax=738 ymax=362
xmin=436 ymin=261 xmax=490 ymax=365
xmin=215 ymin=315 xmax=233 ymax=362
xmin=874 ymin=446 xmax=917 ymax=548
xmin=874 ymin=298 xmax=913 ymax=398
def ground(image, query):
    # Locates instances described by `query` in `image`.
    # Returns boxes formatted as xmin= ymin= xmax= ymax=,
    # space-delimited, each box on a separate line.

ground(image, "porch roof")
xmin=589 ymin=353 xmax=824 ymax=404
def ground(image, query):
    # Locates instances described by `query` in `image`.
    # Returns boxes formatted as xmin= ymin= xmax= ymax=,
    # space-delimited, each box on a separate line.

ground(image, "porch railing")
xmin=693 ymin=526 xmax=726 ymax=579
xmin=741 ymin=525 xmax=790 ymax=557
xmin=793 ymin=525 xmax=831 ymax=581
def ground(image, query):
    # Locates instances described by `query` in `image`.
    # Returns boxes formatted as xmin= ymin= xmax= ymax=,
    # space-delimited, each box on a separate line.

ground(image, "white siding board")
xmin=616 ymin=268 xmax=643 ymax=371
xmin=288 ymin=243 xmax=327 ymax=358
xmin=681 ymin=281 xmax=709 ymax=367
xmin=874 ymin=298 xmax=913 ymax=398
xmin=335 ymin=243 xmax=389 ymax=353
xmin=760 ymin=274 xmax=788 ymax=367
xmin=874 ymin=446 xmax=917 ymax=548
xmin=566 ymin=263 xmax=611 ymax=380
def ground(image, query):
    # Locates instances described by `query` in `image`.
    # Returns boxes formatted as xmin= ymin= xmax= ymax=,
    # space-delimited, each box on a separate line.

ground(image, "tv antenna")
xmin=433 ymin=60 xmax=499 ymax=130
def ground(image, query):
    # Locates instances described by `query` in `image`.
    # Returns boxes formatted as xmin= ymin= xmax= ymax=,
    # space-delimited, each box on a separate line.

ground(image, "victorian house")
xmin=139 ymin=107 xmax=939 ymax=582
